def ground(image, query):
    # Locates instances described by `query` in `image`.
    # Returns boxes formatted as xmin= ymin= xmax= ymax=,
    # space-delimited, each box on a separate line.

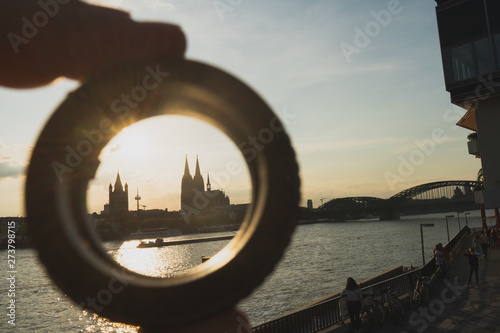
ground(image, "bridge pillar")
xmin=379 ymin=209 xmax=399 ymax=221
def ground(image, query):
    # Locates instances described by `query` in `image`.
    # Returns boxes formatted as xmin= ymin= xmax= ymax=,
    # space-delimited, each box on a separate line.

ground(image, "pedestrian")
xmin=487 ymin=228 xmax=493 ymax=247
xmin=497 ymin=227 xmax=500 ymax=247
xmin=491 ymin=228 xmax=498 ymax=248
xmin=464 ymin=248 xmax=480 ymax=288
xmin=341 ymin=277 xmax=364 ymax=333
xmin=438 ymin=243 xmax=450 ymax=270
xmin=480 ymin=231 xmax=489 ymax=259
xmin=472 ymin=234 xmax=483 ymax=257
xmin=433 ymin=244 xmax=448 ymax=278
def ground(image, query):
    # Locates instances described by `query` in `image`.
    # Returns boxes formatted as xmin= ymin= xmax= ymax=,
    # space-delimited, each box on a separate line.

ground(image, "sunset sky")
xmin=0 ymin=0 xmax=481 ymax=216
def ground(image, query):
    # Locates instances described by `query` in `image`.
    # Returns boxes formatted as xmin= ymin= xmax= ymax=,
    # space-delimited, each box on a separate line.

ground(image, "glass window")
xmin=451 ymin=44 xmax=475 ymax=82
xmin=437 ymin=1 xmax=487 ymax=47
xmin=475 ymin=38 xmax=494 ymax=74
xmin=494 ymin=34 xmax=500 ymax=70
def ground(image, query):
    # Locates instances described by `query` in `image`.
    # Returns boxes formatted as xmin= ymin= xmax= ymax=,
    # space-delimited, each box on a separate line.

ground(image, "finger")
xmin=1 ymin=1 xmax=186 ymax=88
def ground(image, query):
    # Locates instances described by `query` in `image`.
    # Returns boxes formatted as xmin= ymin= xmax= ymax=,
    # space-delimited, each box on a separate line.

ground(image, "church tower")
xmin=206 ymin=172 xmax=211 ymax=192
xmin=180 ymin=156 xmax=231 ymax=212
xmin=193 ymin=155 xmax=205 ymax=194
xmin=181 ymin=155 xmax=194 ymax=211
xmin=109 ymin=172 xmax=129 ymax=214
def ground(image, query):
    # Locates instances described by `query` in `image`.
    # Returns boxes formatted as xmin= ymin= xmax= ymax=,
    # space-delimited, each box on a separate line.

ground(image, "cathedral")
xmin=181 ymin=156 xmax=230 ymax=212
xmin=106 ymin=172 xmax=129 ymax=215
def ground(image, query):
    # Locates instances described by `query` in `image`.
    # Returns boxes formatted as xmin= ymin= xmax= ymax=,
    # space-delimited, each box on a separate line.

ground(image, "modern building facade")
xmin=435 ymin=0 xmax=500 ymax=209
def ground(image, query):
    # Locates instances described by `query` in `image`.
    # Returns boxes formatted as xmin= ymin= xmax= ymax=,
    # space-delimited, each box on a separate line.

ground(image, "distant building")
xmin=307 ymin=199 xmax=313 ymax=209
xmin=105 ymin=172 xmax=129 ymax=215
xmin=181 ymin=156 xmax=230 ymax=212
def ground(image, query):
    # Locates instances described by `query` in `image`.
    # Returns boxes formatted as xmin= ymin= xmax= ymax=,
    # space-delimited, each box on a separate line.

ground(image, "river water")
xmin=0 ymin=210 xmax=494 ymax=332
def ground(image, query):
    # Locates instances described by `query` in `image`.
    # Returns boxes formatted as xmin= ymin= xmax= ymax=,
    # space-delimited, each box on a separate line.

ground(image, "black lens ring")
xmin=26 ymin=59 xmax=300 ymax=328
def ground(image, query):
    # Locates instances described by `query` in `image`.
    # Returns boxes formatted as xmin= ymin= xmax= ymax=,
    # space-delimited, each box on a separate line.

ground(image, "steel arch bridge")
xmin=390 ymin=180 xmax=479 ymax=201
xmin=317 ymin=196 xmax=395 ymax=221
xmin=319 ymin=196 xmax=385 ymax=210
xmin=316 ymin=180 xmax=480 ymax=221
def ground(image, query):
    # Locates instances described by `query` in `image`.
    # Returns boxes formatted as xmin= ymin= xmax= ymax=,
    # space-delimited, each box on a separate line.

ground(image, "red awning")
xmin=456 ymin=108 xmax=477 ymax=131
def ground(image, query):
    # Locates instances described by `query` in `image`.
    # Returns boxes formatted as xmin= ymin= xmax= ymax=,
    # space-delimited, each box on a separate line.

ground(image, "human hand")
xmin=138 ymin=308 xmax=251 ymax=333
xmin=1 ymin=2 xmax=252 ymax=332
xmin=0 ymin=0 xmax=186 ymax=88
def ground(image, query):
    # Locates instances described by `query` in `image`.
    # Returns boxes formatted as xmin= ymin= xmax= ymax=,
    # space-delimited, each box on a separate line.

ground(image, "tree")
xmin=474 ymin=168 xmax=484 ymax=191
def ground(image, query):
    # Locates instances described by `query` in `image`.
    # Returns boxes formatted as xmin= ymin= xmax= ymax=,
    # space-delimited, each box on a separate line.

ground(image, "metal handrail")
xmin=251 ymin=225 xmax=470 ymax=333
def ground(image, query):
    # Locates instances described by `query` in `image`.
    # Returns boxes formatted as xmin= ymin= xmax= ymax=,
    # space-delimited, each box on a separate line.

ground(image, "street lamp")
xmin=420 ymin=223 xmax=435 ymax=266
xmin=445 ymin=215 xmax=455 ymax=242
xmin=465 ymin=212 xmax=470 ymax=226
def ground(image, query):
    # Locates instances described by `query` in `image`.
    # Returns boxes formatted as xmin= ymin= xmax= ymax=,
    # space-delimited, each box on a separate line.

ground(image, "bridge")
xmin=313 ymin=180 xmax=480 ymax=221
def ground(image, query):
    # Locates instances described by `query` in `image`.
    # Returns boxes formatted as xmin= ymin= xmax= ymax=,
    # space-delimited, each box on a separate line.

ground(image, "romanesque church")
xmin=105 ymin=172 xmax=129 ymax=215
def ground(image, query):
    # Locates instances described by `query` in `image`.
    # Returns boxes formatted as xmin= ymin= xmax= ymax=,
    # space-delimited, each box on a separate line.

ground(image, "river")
xmin=0 ymin=210 xmax=494 ymax=332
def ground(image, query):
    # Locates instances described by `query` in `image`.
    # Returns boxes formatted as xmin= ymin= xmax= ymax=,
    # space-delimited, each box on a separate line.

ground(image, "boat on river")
xmin=136 ymin=235 xmax=235 ymax=248
xmin=128 ymin=228 xmax=182 ymax=240
xmin=137 ymin=238 xmax=166 ymax=248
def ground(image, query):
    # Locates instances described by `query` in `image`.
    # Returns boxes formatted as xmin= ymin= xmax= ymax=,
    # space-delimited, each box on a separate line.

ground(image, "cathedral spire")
xmin=193 ymin=155 xmax=204 ymax=193
xmin=207 ymin=172 xmax=211 ymax=192
xmin=114 ymin=171 xmax=124 ymax=192
xmin=195 ymin=155 xmax=201 ymax=176
xmin=183 ymin=155 xmax=191 ymax=176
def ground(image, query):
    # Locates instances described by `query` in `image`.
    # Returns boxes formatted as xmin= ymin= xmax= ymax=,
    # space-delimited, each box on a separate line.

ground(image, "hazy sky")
xmin=0 ymin=0 xmax=481 ymax=216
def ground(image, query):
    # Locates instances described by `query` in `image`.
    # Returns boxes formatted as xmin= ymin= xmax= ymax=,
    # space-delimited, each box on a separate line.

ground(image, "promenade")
xmin=335 ymin=232 xmax=500 ymax=333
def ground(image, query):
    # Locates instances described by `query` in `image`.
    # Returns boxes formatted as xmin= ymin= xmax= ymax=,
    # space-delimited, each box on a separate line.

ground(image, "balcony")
xmin=467 ymin=139 xmax=480 ymax=158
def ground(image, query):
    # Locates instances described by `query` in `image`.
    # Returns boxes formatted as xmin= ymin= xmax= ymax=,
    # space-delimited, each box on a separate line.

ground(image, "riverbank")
xmin=317 ymin=228 xmax=500 ymax=333
xmin=0 ymin=212 xmax=492 ymax=331
xmin=366 ymin=229 xmax=500 ymax=333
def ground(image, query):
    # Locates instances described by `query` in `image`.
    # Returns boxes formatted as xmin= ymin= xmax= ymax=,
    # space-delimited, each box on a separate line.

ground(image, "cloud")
xmin=295 ymin=136 xmax=406 ymax=154
xmin=147 ymin=0 xmax=175 ymax=10
xmin=0 ymin=162 xmax=24 ymax=179
xmin=86 ymin=0 xmax=175 ymax=11
xmin=110 ymin=144 xmax=122 ymax=153
xmin=386 ymin=136 xmax=462 ymax=156
xmin=0 ymin=142 xmax=29 ymax=181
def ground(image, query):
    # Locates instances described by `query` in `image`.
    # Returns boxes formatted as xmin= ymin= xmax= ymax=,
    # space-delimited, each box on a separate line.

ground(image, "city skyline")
xmin=86 ymin=116 xmax=251 ymax=214
xmin=0 ymin=0 xmax=481 ymax=216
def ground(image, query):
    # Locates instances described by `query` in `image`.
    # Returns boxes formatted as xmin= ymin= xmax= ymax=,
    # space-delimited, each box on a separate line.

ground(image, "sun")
xmin=104 ymin=125 xmax=153 ymax=159
xmin=86 ymin=115 xmax=252 ymax=214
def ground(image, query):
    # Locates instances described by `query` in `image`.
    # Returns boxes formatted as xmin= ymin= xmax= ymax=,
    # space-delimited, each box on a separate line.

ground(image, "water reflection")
xmin=106 ymin=233 xmax=233 ymax=278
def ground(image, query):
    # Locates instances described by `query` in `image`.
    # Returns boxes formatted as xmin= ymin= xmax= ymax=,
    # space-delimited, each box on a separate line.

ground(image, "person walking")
xmin=480 ymin=231 xmax=489 ymax=259
xmin=341 ymin=277 xmax=364 ymax=333
xmin=434 ymin=244 xmax=448 ymax=279
xmin=472 ymin=234 xmax=483 ymax=257
xmin=491 ymin=228 xmax=498 ymax=248
xmin=464 ymin=248 xmax=480 ymax=288
xmin=437 ymin=243 xmax=450 ymax=272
